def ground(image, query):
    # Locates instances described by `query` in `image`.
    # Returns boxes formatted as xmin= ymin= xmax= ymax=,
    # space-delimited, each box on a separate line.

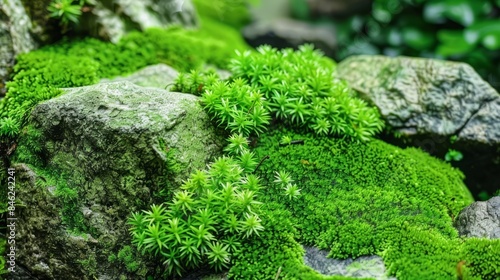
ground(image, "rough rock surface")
xmin=14 ymin=81 xmax=224 ymax=279
xmin=243 ymin=18 xmax=336 ymax=57
xmin=337 ymin=55 xmax=500 ymax=142
xmin=337 ymin=55 xmax=500 ymax=198
xmin=454 ymin=196 xmax=500 ymax=239
xmin=304 ymin=246 xmax=396 ymax=279
xmin=0 ymin=0 xmax=37 ymax=96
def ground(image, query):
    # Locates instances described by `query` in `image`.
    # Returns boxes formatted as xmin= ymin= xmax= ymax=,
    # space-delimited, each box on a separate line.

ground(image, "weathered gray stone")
xmin=243 ymin=18 xmax=336 ymax=57
xmin=304 ymin=246 xmax=396 ymax=279
xmin=0 ymin=0 xmax=37 ymax=96
xmin=454 ymin=196 xmax=500 ymax=239
xmin=14 ymin=81 xmax=224 ymax=279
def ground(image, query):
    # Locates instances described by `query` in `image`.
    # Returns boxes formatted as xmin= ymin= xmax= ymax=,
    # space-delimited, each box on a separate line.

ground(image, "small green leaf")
xmin=402 ymin=28 xmax=435 ymax=50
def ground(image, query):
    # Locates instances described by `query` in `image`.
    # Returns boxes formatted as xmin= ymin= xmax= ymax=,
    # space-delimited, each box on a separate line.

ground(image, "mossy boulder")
xmin=11 ymin=81 xmax=225 ymax=279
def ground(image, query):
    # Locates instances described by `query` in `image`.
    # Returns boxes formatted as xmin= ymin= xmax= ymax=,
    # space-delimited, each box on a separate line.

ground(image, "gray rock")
xmin=304 ymin=246 xmax=396 ymax=279
xmin=243 ymin=18 xmax=337 ymax=57
xmin=337 ymin=55 xmax=500 ymax=141
xmin=454 ymin=196 xmax=500 ymax=239
xmin=14 ymin=81 xmax=224 ymax=279
xmin=82 ymin=0 xmax=198 ymax=43
xmin=100 ymin=63 xmax=179 ymax=89
xmin=0 ymin=0 xmax=37 ymax=96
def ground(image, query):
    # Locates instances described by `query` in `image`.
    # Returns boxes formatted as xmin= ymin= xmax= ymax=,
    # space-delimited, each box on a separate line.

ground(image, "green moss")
xmin=175 ymin=45 xmax=384 ymax=142
xmin=0 ymin=25 xmax=249 ymax=143
xmin=220 ymin=126 xmax=498 ymax=279
xmin=117 ymin=246 xmax=141 ymax=273
xmin=0 ymin=51 xmax=99 ymax=140
xmin=461 ymin=238 xmax=500 ymax=279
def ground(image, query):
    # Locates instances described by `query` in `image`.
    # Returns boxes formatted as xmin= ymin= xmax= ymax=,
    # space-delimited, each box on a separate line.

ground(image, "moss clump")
xmin=129 ymin=135 xmax=264 ymax=277
xmin=0 ymin=25 xmax=249 ymax=143
xmin=0 ymin=51 xmax=99 ymax=139
xmin=220 ymin=126 xmax=497 ymax=279
xmin=174 ymin=45 xmax=384 ymax=142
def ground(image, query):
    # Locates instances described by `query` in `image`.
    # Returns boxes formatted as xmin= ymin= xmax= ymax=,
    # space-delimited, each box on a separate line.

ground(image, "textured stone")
xmin=454 ymin=196 xmax=500 ymax=239
xmin=304 ymin=246 xmax=396 ymax=279
xmin=337 ymin=55 xmax=500 ymax=141
xmin=14 ymin=81 xmax=224 ymax=279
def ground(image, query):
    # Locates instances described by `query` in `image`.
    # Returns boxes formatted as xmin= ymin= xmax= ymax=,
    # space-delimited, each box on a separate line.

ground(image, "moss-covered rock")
xmin=11 ymin=81 xmax=225 ymax=279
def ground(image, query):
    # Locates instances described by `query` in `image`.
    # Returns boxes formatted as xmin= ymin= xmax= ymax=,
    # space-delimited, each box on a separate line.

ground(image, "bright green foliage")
xmin=200 ymin=78 xmax=271 ymax=136
xmin=224 ymin=127 xmax=496 ymax=279
xmin=173 ymin=70 xmax=272 ymax=136
xmin=229 ymin=45 xmax=384 ymax=141
xmin=445 ymin=149 xmax=463 ymax=162
xmin=171 ymin=69 xmax=221 ymax=96
xmin=128 ymin=136 xmax=265 ymax=277
xmin=45 ymin=27 xmax=246 ymax=77
xmin=48 ymin=0 xmax=83 ymax=26
xmin=460 ymin=238 xmax=500 ymax=279
xmin=175 ymin=45 xmax=384 ymax=141
xmin=230 ymin=45 xmax=383 ymax=141
xmin=115 ymin=246 xmax=142 ymax=273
